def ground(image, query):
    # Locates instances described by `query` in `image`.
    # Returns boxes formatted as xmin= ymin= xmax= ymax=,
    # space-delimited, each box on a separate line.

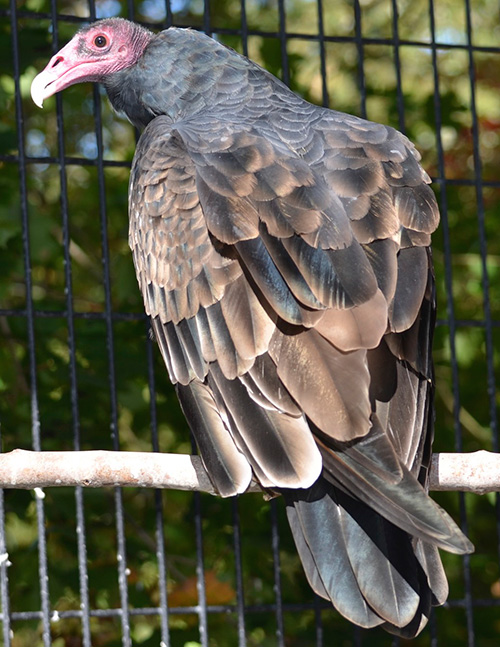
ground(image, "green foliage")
xmin=1 ymin=0 xmax=500 ymax=645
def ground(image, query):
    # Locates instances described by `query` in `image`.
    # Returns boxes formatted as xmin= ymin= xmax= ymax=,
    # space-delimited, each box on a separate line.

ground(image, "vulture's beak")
xmin=31 ymin=39 xmax=97 ymax=108
xmin=31 ymin=46 xmax=77 ymax=108
xmin=31 ymin=63 xmax=59 ymax=108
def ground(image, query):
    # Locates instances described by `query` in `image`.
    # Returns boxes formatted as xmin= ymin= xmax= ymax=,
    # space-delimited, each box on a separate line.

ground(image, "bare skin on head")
xmin=31 ymin=19 xmax=152 ymax=107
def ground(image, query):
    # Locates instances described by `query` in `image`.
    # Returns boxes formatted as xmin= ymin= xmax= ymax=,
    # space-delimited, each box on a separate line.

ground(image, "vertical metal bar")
xmin=146 ymin=330 xmax=170 ymax=646
xmin=316 ymin=0 xmax=329 ymax=108
xmin=126 ymin=0 xmax=135 ymax=20
xmin=463 ymin=1 xmax=499 ymax=475
xmin=164 ymin=0 xmax=174 ymax=28
xmin=9 ymin=2 xmax=51 ymax=644
xmin=87 ymin=1 xmax=131 ymax=643
xmin=0 ymin=429 xmax=11 ymax=647
xmin=232 ymin=498 xmax=246 ymax=647
xmin=94 ymin=76 xmax=132 ymax=647
xmin=462 ymin=1 xmax=495 ymax=643
xmin=270 ymin=499 xmax=284 ymax=647
xmin=154 ymin=488 xmax=170 ymax=647
xmin=203 ymin=0 xmax=211 ymax=35
xmin=188 ymin=423 xmax=209 ymax=645
xmin=353 ymin=0 xmax=367 ymax=118
xmin=429 ymin=607 xmax=438 ymax=647
xmin=277 ymin=0 xmax=290 ymax=86
xmin=193 ymin=486 xmax=209 ymax=647
xmin=48 ymin=7 xmax=92 ymax=645
xmin=390 ymin=0 xmax=406 ymax=132
xmin=240 ymin=0 xmax=249 ymax=57
xmin=96 ymin=92 xmax=132 ymax=647
xmin=428 ymin=1 xmax=473 ymax=644
xmin=130 ymin=0 xmax=170 ymax=636
xmin=313 ymin=594 xmax=323 ymax=647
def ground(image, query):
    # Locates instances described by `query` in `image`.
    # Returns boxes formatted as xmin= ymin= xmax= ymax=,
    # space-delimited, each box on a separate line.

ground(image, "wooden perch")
xmin=0 ymin=449 xmax=498 ymax=494
xmin=430 ymin=450 xmax=500 ymax=494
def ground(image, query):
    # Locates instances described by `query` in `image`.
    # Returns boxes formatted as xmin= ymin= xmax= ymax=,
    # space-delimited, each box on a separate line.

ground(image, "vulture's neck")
xmin=103 ymin=27 xmax=286 ymax=130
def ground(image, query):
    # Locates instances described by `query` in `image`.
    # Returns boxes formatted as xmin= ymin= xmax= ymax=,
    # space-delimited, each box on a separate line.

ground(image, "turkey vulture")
xmin=32 ymin=18 xmax=473 ymax=636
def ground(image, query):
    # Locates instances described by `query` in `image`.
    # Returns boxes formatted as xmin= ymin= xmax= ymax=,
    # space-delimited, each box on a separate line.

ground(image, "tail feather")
xmin=334 ymin=489 xmax=422 ymax=626
xmin=414 ymin=540 xmax=449 ymax=606
xmin=284 ymin=477 xmax=443 ymax=636
xmin=285 ymin=481 xmax=385 ymax=629
xmin=317 ymin=429 xmax=473 ymax=555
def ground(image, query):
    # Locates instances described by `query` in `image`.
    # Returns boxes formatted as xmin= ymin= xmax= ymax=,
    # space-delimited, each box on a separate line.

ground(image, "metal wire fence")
xmin=0 ymin=0 xmax=499 ymax=645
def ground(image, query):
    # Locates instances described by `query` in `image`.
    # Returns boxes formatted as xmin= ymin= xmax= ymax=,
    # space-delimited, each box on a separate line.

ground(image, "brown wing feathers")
xmin=128 ymin=110 xmax=472 ymax=636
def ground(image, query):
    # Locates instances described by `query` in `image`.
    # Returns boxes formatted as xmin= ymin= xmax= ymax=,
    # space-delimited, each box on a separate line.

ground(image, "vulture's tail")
xmin=283 ymin=443 xmax=473 ymax=637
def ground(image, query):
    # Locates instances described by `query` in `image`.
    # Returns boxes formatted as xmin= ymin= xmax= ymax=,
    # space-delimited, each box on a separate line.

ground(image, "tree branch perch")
xmin=0 ymin=450 xmax=498 ymax=494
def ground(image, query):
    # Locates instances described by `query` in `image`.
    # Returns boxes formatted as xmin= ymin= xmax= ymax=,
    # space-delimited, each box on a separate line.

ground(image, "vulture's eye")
xmin=94 ymin=35 xmax=108 ymax=48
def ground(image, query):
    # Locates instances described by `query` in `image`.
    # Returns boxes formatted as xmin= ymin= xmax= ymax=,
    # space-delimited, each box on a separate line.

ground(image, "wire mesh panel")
xmin=0 ymin=0 xmax=499 ymax=645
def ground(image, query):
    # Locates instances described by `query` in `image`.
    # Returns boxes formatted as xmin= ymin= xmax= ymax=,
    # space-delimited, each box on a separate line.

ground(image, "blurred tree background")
xmin=1 ymin=0 xmax=500 ymax=645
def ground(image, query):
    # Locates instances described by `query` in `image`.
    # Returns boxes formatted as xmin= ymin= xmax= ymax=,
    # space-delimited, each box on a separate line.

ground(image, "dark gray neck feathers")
xmin=103 ymin=28 xmax=296 ymax=130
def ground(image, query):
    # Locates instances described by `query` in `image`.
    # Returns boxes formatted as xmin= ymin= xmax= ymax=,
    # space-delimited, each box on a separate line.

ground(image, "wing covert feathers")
xmin=127 ymin=82 xmax=472 ymax=637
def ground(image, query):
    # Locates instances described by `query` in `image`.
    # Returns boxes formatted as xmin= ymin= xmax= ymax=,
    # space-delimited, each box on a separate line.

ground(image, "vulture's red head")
xmin=31 ymin=18 xmax=152 ymax=107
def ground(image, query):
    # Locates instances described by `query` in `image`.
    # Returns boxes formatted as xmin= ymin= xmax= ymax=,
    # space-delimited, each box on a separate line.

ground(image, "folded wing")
xmin=128 ymin=112 xmax=472 ymax=636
